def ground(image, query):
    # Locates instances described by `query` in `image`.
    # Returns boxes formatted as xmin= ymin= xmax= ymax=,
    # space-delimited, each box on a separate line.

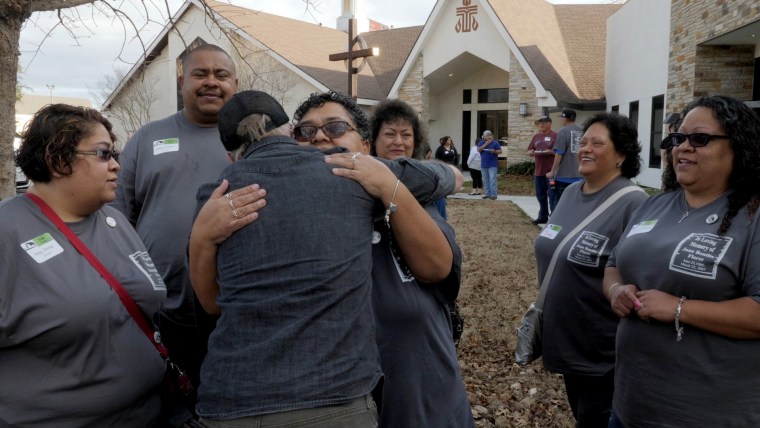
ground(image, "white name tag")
xmin=21 ymin=233 xmax=64 ymax=263
xmin=627 ymin=219 xmax=657 ymax=237
xmin=153 ymin=138 xmax=180 ymax=155
xmin=540 ymin=224 xmax=562 ymax=239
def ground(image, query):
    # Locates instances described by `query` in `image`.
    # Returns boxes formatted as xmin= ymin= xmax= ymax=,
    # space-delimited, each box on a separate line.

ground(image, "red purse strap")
xmin=25 ymin=193 xmax=169 ymax=358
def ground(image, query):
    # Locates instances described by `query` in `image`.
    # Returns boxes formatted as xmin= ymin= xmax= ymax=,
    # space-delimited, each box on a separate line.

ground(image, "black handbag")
xmin=448 ymin=301 xmax=465 ymax=346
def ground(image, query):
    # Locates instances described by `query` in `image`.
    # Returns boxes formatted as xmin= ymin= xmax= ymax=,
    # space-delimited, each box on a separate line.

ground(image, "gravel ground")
xmin=447 ymin=198 xmax=575 ymax=427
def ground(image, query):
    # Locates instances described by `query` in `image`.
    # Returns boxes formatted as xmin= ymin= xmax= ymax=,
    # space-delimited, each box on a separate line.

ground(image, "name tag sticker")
xmin=627 ymin=219 xmax=657 ymax=237
xmin=21 ymin=233 xmax=64 ymax=263
xmin=540 ymin=224 xmax=562 ymax=239
xmin=153 ymin=138 xmax=180 ymax=155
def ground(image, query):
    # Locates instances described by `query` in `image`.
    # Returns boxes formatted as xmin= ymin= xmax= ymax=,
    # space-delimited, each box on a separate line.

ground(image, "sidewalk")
xmin=452 ymin=169 xmax=541 ymax=221
xmin=448 ymin=193 xmax=540 ymax=221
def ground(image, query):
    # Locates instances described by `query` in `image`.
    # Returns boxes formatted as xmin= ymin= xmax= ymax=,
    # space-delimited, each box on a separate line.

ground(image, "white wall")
xmin=606 ymin=0 xmax=670 ymax=188
xmin=423 ymin=0 xmax=510 ymax=75
xmin=427 ymin=64 xmax=510 ymax=155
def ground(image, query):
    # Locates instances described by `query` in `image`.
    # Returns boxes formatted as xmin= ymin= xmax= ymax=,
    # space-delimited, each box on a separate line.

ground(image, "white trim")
xmin=389 ymin=0 xmax=552 ymax=102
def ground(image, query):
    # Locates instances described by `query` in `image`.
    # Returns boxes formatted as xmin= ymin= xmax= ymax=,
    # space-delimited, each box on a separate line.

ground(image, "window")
xmin=649 ymin=95 xmax=664 ymax=168
xmin=477 ymin=88 xmax=508 ymax=104
xmin=629 ymin=101 xmax=639 ymax=129
xmin=611 ymin=105 xmax=619 ymax=113
xmin=463 ymin=90 xmax=472 ymax=104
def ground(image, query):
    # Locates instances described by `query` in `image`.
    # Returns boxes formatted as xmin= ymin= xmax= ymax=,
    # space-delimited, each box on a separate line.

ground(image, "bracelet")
xmin=384 ymin=179 xmax=401 ymax=227
xmin=674 ymin=296 xmax=687 ymax=342
xmin=607 ymin=282 xmax=622 ymax=297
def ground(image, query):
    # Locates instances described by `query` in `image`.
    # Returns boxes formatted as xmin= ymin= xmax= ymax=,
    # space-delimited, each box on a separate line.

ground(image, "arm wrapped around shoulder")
xmin=379 ymin=157 xmax=458 ymax=205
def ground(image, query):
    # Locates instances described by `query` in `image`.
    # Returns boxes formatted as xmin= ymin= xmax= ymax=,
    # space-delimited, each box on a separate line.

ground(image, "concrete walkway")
xmin=452 ymin=169 xmax=542 ymax=222
xmin=448 ymin=193 xmax=541 ymax=222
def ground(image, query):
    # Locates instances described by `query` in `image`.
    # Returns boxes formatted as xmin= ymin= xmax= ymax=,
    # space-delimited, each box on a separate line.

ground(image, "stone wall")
xmin=668 ymin=0 xmax=760 ymax=112
xmin=508 ymin=54 xmax=541 ymax=165
xmin=693 ymin=44 xmax=754 ymax=100
xmin=398 ymin=54 xmax=429 ymax=125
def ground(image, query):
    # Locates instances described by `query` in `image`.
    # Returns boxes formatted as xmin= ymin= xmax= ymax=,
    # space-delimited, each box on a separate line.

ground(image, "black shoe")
xmin=489 ymin=196 xmax=497 ymax=200
xmin=532 ymin=218 xmax=548 ymax=225
xmin=482 ymin=195 xmax=489 ymax=199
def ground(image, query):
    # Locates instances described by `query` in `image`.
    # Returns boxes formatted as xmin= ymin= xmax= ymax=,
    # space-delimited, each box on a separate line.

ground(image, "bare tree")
xmin=1 ymin=0 xmax=318 ymax=199
xmin=230 ymin=34 xmax=298 ymax=107
xmin=91 ymin=68 xmax=159 ymax=145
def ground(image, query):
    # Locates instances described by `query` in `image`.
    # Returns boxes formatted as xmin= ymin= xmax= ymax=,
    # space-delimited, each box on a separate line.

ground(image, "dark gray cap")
xmin=218 ymin=90 xmax=290 ymax=151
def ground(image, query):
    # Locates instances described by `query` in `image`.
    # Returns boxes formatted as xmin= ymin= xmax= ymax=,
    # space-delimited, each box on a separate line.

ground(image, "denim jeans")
xmin=550 ymin=180 xmax=572 ymax=212
xmin=607 ymin=408 xmax=624 ymax=428
xmin=533 ymin=176 xmax=553 ymax=220
xmin=199 ymin=395 xmax=378 ymax=428
xmin=482 ymin=166 xmax=498 ymax=197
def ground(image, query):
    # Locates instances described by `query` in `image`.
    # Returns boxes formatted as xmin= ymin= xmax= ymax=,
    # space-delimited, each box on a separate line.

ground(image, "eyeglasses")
xmin=663 ymin=133 xmax=730 ymax=149
xmin=293 ymin=121 xmax=358 ymax=142
xmin=75 ymin=149 xmax=119 ymax=162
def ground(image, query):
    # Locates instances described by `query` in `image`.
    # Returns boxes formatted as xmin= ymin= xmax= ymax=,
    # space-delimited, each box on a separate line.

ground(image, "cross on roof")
xmin=329 ymin=18 xmax=379 ymax=98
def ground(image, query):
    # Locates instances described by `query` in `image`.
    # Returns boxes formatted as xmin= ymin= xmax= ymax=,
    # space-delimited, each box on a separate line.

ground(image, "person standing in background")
xmin=528 ymin=115 xmax=557 ymax=224
xmin=435 ymin=136 xmax=459 ymax=167
xmin=112 ymin=45 xmax=258 ymax=415
xmin=547 ymin=108 xmax=583 ymax=210
xmin=477 ymin=130 xmax=501 ymax=200
xmin=467 ymin=144 xmax=483 ymax=195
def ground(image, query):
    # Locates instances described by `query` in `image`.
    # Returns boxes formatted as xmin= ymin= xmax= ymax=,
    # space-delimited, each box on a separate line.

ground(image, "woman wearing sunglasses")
xmin=604 ymin=95 xmax=760 ymax=427
xmin=0 ymin=104 xmax=167 ymax=426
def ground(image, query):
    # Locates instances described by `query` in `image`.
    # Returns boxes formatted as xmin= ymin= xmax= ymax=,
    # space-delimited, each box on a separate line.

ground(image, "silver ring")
xmin=351 ymin=153 xmax=361 ymax=168
xmin=228 ymin=198 xmax=235 ymax=210
xmin=225 ymin=192 xmax=232 ymax=200
xmin=232 ymin=209 xmax=239 ymax=219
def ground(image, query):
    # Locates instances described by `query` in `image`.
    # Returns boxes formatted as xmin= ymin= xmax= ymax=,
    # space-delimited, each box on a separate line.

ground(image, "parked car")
xmin=16 ymin=165 xmax=30 ymax=193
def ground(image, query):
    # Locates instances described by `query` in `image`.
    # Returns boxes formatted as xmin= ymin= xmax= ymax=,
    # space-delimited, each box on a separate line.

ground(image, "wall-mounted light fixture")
xmin=519 ymin=103 xmax=528 ymax=116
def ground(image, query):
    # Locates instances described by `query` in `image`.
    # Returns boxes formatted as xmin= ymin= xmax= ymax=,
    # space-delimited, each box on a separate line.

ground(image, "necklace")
xmin=678 ymin=192 xmax=691 ymax=224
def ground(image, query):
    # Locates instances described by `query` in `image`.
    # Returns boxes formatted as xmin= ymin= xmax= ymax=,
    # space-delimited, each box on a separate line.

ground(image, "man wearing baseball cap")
xmin=189 ymin=90 xmax=457 ymax=426
xmin=528 ymin=116 xmax=557 ymax=224
xmin=547 ymin=108 xmax=583 ymax=210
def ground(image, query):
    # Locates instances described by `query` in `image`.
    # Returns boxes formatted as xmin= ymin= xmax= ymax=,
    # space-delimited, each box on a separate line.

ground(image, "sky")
xmin=18 ymin=0 xmax=611 ymax=107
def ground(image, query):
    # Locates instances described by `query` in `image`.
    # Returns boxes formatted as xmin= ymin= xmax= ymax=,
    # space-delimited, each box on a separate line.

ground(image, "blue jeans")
xmin=533 ymin=176 xmax=554 ymax=220
xmin=607 ymin=408 xmax=625 ymax=428
xmin=199 ymin=395 xmax=378 ymax=428
xmin=482 ymin=166 xmax=498 ymax=197
xmin=550 ymin=180 xmax=572 ymax=212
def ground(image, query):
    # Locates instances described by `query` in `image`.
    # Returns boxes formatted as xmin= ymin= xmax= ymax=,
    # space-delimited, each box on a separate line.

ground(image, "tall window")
xmin=463 ymin=89 xmax=472 ymax=104
xmin=629 ymin=101 xmax=639 ymax=129
xmin=477 ymin=88 xmax=508 ymax=103
xmin=649 ymin=95 xmax=664 ymax=168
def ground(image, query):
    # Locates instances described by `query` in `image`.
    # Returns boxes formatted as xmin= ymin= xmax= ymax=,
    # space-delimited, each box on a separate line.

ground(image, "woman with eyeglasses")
xmin=0 ymin=104 xmax=167 ymax=426
xmin=604 ymin=95 xmax=760 ymax=427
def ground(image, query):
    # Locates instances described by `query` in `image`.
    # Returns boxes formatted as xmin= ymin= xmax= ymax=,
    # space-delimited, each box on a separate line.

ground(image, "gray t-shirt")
xmin=554 ymin=123 xmax=583 ymax=181
xmin=113 ymin=111 xmax=230 ymax=322
xmin=0 ymin=196 xmax=166 ymax=426
xmin=372 ymin=204 xmax=474 ymax=428
xmin=609 ymin=190 xmax=760 ymax=427
xmin=535 ymin=177 xmax=647 ymax=376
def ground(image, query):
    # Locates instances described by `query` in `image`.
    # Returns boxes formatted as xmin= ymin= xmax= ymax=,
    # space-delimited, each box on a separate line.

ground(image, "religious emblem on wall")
xmin=455 ymin=0 xmax=478 ymax=33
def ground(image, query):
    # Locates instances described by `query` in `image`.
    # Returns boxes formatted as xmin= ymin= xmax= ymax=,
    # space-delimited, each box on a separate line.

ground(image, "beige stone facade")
xmin=508 ymin=54 xmax=543 ymax=164
xmin=668 ymin=0 xmax=760 ymax=112
xmin=398 ymin=54 xmax=430 ymax=125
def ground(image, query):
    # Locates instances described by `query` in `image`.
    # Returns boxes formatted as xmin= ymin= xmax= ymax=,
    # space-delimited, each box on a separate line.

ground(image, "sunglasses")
xmin=75 ymin=149 xmax=119 ymax=162
xmin=293 ymin=121 xmax=358 ymax=142
xmin=663 ymin=133 xmax=729 ymax=149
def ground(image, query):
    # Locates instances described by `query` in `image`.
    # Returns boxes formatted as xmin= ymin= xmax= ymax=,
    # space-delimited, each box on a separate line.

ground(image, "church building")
xmin=103 ymin=0 xmax=760 ymax=189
